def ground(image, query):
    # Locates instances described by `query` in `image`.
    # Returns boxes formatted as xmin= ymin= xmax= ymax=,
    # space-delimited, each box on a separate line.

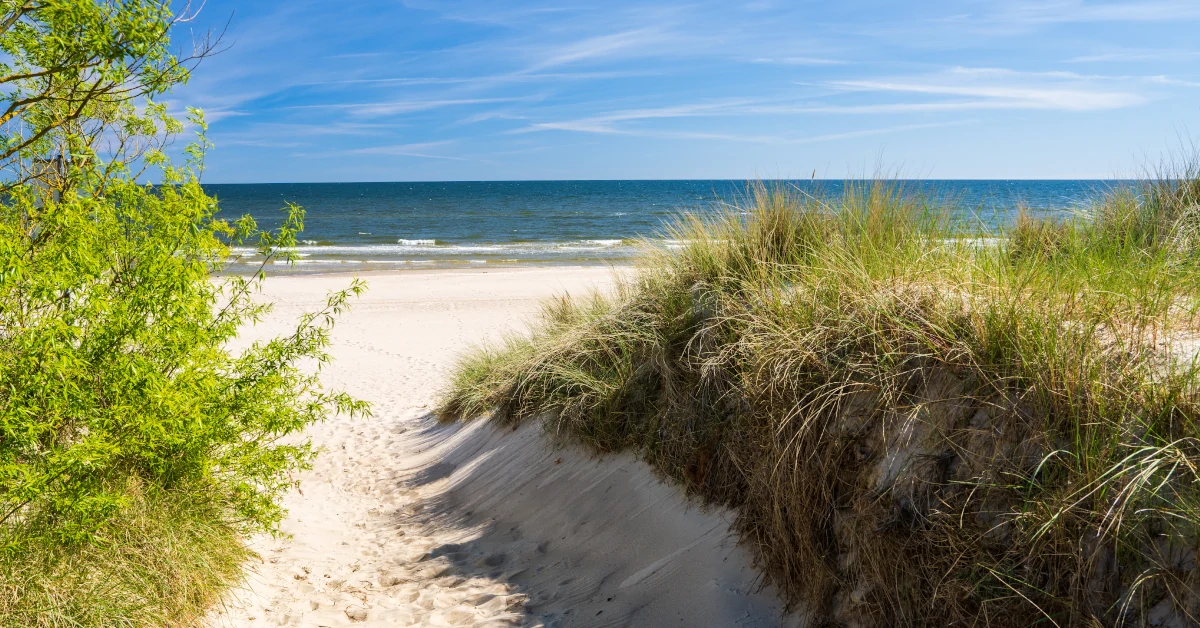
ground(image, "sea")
xmin=205 ymin=180 xmax=1127 ymax=272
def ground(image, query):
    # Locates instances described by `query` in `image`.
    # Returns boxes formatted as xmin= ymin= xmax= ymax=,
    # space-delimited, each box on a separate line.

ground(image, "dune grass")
xmin=440 ymin=172 xmax=1200 ymax=626
xmin=0 ymin=479 xmax=249 ymax=627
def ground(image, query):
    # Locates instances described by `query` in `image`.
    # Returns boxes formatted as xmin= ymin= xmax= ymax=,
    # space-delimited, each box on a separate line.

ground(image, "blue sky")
xmin=173 ymin=0 xmax=1200 ymax=182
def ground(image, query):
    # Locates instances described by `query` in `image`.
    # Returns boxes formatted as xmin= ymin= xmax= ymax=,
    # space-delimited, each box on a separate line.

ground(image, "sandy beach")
xmin=207 ymin=266 xmax=792 ymax=628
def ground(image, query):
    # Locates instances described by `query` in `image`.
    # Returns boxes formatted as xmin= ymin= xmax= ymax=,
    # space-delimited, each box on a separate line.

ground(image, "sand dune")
xmin=208 ymin=267 xmax=795 ymax=627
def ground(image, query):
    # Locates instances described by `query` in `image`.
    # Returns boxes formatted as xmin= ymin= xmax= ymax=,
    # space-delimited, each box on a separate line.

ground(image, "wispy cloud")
xmin=202 ymin=109 xmax=251 ymax=123
xmin=293 ymin=70 xmax=655 ymax=90
xmin=829 ymin=67 xmax=1147 ymax=112
xmin=1146 ymin=75 xmax=1200 ymax=88
xmin=525 ymin=28 xmax=675 ymax=72
xmin=218 ymin=138 xmax=304 ymax=148
xmin=992 ymin=1 xmax=1200 ymax=24
xmin=858 ymin=2 xmax=1200 ymax=43
xmin=517 ymin=100 xmax=1007 ymax=134
xmin=515 ymin=66 xmax=1148 ymax=137
xmin=345 ymin=140 xmax=467 ymax=159
xmin=752 ymin=56 xmax=848 ymax=66
xmin=515 ymin=99 xmax=758 ymax=134
xmin=515 ymin=118 xmax=974 ymax=145
xmin=1068 ymin=49 xmax=1200 ymax=63
xmin=779 ymin=120 xmax=976 ymax=145
xmin=294 ymin=140 xmax=466 ymax=160
xmin=296 ymin=77 xmax=482 ymax=87
xmin=283 ymin=96 xmax=540 ymax=117
xmin=453 ymin=110 xmax=528 ymax=126
xmin=241 ymin=121 xmax=409 ymax=137
xmin=832 ymin=80 xmax=1144 ymax=111
xmin=397 ymin=1 xmax=574 ymax=28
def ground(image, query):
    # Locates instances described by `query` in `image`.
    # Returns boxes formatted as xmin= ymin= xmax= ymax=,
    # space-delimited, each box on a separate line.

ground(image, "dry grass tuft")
xmin=0 ymin=479 xmax=249 ymax=627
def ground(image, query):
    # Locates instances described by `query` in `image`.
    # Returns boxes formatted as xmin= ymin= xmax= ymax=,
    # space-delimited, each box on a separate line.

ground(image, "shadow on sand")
xmin=386 ymin=413 xmax=799 ymax=628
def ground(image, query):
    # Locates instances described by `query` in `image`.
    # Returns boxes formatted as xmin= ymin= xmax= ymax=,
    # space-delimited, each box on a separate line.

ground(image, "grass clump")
xmin=441 ymin=175 xmax=1200 ymax=626
xmin=0 ymin=480 xmax=249 ymax=627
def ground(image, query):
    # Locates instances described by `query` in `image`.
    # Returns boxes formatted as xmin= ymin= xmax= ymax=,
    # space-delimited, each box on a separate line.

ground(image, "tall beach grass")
xmin=0 ymin=480 xmax=248 ymax=626
xmin=441 ymin=171 xmax=1200 ymax=626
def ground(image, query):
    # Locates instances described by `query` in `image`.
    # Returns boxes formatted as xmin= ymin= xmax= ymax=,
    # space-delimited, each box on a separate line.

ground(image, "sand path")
xmin=208 ymin=267 xmax=793 ymax=628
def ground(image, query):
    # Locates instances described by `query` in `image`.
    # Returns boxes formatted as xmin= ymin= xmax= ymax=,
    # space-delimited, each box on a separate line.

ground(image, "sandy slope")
xmin=208 ymin=267 xmax=794 ymax=628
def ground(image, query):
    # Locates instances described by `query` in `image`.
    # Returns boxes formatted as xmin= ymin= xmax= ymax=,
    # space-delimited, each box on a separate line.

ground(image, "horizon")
xmin=173 ymin=1 xmax=1200 ymax=183
xmin=199 ymin=177 xmax=1139 ymax=184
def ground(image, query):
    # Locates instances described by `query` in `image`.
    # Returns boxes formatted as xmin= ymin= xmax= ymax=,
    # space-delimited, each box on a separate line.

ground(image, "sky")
xmin=171 ymin=0 xmax=1200 ymax=182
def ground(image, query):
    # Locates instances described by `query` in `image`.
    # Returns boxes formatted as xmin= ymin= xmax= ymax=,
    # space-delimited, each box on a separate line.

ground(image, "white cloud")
xmin=514 ymin=118 xmax=975 ymax=144
xmin=832 ymin=79 xmax=1143 ymax=111
xmin=993 ymin=0 xmax=1200 ymax=24
xmin=1146 ymin=75 xmax=1200 ymax=88
xmin=829 ymin=67 xmax=1147 ymax=112
xmin=294 ymin=140 xmax=466 ymax=160
xmin=1067 ymin=49 xmax=1200 ymax=63
xmin=283 ymin=97 xmax=537 ymax=118
xmin=514 ymin=99 xmax=758 ymax=134
xmin=218 ymin=139 xmax=303 ymax=148
xmin=752 ymin=56 xmax=847 ymax=66
xmin=295 ymin=70 xmax=652 ymax=89
xmin=246 ymin=121 xmax=408 ymax=137
xmin=345 ymin=140 xmax=466 ymax=159
xmin=525 ymin=28 xmax=674 ymax=72
xmin=515 ymin=66 xmax=1147 ymax=137
xmin=783 ymin=121 xmax=975 ymax=144
xmin=202 ymin=109 xmax=251 ymax=123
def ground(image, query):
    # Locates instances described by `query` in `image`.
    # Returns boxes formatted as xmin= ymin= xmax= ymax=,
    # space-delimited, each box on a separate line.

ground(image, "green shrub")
xmin=0 ymin=3 xmax=369 ymax=623
xmin=0 ymin=136 xmax=368 ymax=548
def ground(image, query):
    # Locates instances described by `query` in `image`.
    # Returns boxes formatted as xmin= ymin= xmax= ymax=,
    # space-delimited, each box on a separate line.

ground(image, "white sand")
xmin=208 ymin=267 xmax=795 ymax=628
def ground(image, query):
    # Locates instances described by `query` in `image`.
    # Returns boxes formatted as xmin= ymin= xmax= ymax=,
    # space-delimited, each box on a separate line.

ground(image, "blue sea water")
xmin=205 ymin=180 xmax=1126 ymax=270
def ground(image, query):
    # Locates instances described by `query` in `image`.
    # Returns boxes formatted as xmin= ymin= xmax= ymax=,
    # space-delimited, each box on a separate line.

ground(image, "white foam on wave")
xmin=228 ymin=238 xmax=641 ymax=261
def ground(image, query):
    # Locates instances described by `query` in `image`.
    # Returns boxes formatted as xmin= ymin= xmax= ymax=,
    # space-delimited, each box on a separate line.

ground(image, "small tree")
xmin=0 ymin=1 xmax=224 ymax=191
xmin=0 ymin=1 xmax=368 ymax=548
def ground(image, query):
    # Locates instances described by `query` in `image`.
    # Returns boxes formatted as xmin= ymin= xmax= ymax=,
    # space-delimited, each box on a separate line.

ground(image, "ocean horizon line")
xmin=202 ymin=177 xmax=1135 ymax=185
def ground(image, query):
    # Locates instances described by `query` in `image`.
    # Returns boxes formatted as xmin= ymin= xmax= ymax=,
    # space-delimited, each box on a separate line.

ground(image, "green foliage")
xmin=0 ymin=0 xmax=205 ymax=181
xmin=0 ymin=126 xmax=369 ymax=548
xmin=0 ymin=2 xmax=367 ymax=624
